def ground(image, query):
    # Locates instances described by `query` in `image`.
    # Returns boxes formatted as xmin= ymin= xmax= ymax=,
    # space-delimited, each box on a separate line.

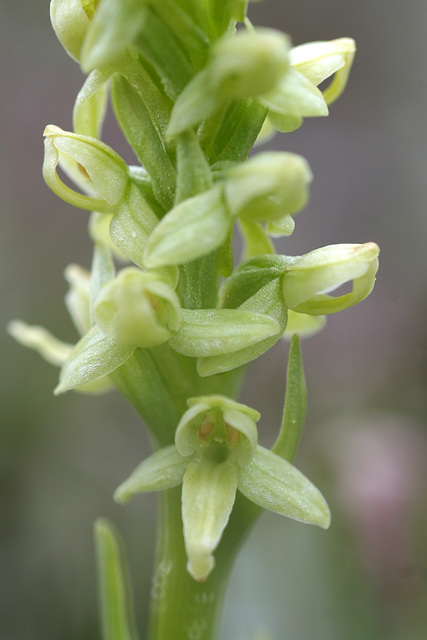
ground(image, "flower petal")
xmin=114 ymin=445 xmax=188 ymax=503
xmin=182 ymin=459 xmax=238 ymax=582
xmin=237 ymin=445 xmax=330 ymax=529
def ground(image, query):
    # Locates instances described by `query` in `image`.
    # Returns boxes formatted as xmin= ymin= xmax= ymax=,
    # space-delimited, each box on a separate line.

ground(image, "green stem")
xmin=147 ymin=488 xmax=227 ymax=640
xmin=147 ymin=486 xmax=262 ymax=640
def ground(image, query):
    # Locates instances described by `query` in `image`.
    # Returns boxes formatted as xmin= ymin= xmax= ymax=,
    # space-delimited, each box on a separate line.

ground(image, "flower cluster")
xmin=10 ymin=0 xmax=379 ymax=583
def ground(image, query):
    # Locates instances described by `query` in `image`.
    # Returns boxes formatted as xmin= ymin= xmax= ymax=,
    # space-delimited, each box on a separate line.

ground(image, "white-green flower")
xmin=94 ymin=267 xmax=182 ymax=349
xmin=115 ymin=395 xmax=330 ymax=582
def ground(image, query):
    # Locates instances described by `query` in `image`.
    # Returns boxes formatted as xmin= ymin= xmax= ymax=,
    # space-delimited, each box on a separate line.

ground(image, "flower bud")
xmin=168 ymin=29 xmax=290 ymax=136
xmin=282 ymin=242 xmax=379 ymax=314
xmin=81 ymin=0 xmax=148 ymax=72
xmin=225 ymin=152 xmax=312 ymax=223
xmin=50 ymin=0 xmax=91 ymax=62
xmin=94 ymin=268 xmax=181 ymax=348
xmin=212 ymin=28 xmax=290 ymax=99
xmin=43 ymin=125 xmax=129 ymax=212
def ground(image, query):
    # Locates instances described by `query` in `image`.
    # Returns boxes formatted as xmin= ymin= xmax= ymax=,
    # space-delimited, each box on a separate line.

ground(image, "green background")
xmin=1 ymin=1 xmax=426 ymax=638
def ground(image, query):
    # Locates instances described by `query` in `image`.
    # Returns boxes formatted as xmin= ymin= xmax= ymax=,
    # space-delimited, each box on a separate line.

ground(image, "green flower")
xmin=115 ymin=395 xmax=330 ymax=582
xmin=93 ymin=267 xmax=182 ymax=349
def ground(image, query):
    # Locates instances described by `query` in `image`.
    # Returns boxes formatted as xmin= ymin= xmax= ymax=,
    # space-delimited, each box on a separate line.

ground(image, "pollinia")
xmin=9 ymin=1 xmax=379 ymax=638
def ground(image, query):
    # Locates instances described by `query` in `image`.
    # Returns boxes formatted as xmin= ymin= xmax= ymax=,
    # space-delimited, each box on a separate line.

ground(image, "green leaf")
xmin=89 ymin=242 xmax=115 ymax=325
xmin=54 ymin=325 xmax=134 ymax=394
xmin=237 ymin=445 xmax=330 ymax=528
xmin=238 ymin=219 xmax=275 ymax=259
xmin=198 ymin=278 xmax=287 ymax=376
xmin=168 ymin=308 xmax=281 ymax=358
xmin=151 ymin=0 xmax=209 ymax=70
xmin=133 ymin=5 xmax=194 ymax=99
xmin=200 ymin=98 xmax=268 ymax=165
xmin=175 ymin=130 xmax=212 ymax=203
xmin=144 ymin=186 xmax=231 ymax=268
xmin=109 ymin=183 xmax=158 ymax=269
xmin=114 ymin=445 xmax=188 ymax=503
xmin=272 ymin=335 xmax=306 ymax=462
xmin=111 ymin=71 xmax=176 ymax=210
xmin=94 ymin=519 xmax=139 ymax=640
xmin=81 ymin=0 xmax=148 ymax=72
xmin=219 ymin=255 xmax=288 ymax=310
xmin=167 ymin=67 xmax=224 ymax=137
xmin=73 ymin=70 xmax=109 ymax=138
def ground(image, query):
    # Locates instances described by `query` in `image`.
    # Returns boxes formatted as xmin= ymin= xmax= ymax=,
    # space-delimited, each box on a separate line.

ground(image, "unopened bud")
xmin=94 ymin=268 xmax=181 ymax=348
xmin=225 ymin=152 xmax=312 ymax=222
xmin=212 ymin=28 xmax=290 ymax=99
xmin=50 ymin=0 xmax=91 ymax=62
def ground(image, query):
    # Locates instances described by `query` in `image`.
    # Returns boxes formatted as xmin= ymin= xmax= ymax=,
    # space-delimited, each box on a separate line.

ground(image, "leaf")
xmin=168 ymin=308 xmax=281 ymax=358
xmin=94 ymin=519 xmax=139 ymax=640
xmin=73 ymin=70 xmax=110 ymax=138
xmin=111 ymin=73 xmax=176 ymax=210
xmin=271 ymin=334 xmax=306 ymax=462
xmin=109 ymin=183 xmax=158 ymax=269
xmin=238 ymin=219 xmax=275 ymax=260
xmin=167 ymin=67 xmax=224 ymax=137
xmin=55 ymin=325 xmax=134 ymax=394
xmin=144 ymin=186 xmax=231 ymax=268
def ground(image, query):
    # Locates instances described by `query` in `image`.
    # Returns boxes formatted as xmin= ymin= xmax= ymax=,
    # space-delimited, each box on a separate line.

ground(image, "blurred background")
xmin=1 ymin=1 xmax=426 ymax=639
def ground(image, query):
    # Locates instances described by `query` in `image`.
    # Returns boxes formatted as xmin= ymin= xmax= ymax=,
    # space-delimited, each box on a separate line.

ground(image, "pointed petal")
xmin=7 ymin=320 xmax=73 ymax=366
xmin=237 ymin=445 xmax=330 ymax=529
xmin=114 ymin=445 xmax=188 ymax=503
xmin=182 ymin=460 xmax=238 ymax=582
